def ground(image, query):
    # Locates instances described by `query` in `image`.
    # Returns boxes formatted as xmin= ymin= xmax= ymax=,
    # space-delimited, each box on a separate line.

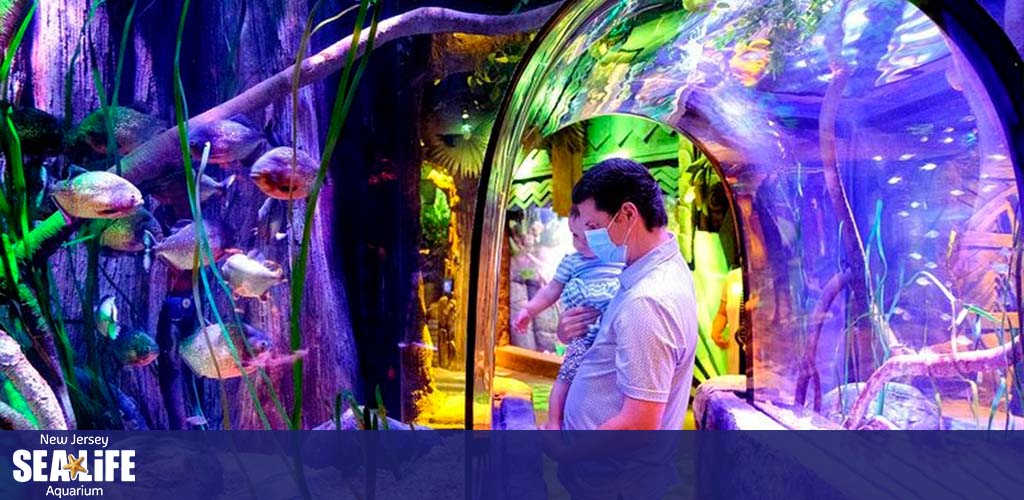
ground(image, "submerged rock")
xmin=822 ymin=382 xmax=940 ymax=430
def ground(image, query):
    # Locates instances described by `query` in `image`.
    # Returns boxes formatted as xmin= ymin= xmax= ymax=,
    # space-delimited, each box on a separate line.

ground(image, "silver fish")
xmin=199 ymin=174 xmax=236 ymax=204
xmin=221 ymin=252 xmax=288 ymax=300
xmin=179 ymin=323 xmax=272 ymax=379
xmin=152 ymin=219 xmax=233 ymax=271
xmin=51 ymin=170 xmax=143 ymax=219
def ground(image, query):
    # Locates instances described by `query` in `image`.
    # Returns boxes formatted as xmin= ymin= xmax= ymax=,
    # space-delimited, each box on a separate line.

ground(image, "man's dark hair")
xmin=571 ymin=157 xmax=668 ymax=230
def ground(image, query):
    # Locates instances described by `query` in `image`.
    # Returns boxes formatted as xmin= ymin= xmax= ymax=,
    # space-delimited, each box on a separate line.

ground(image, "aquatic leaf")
xmin=988 ymin=377 xmax=1006 ymax=431
xmin=963 ymin=304 xmax=996 ymax=322
xmin=172 ymin=1 xmax=284 ymax=430
xmin=290 ymin=0 xmax=380 ymax=430
xmin=0 ymin=0 xmax=36 ymax=100
xmin=967 ymin=380 xmax=980 ymax=428
xmin=375 ymin=385 xmax=389 ymax=430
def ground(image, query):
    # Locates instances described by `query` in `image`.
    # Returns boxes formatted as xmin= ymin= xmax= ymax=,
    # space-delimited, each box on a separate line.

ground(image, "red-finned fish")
xmin=188 ymin=116 xmax=265 ymax=165
xmin=250 ymin=146 xmax=318 ymax=200
xmin=152 ymin=219 xmax=234 ymax=271
xmin=112 ymin=329 xmax=159 ymax=367
xmin=75 ymin=106 xmax=167 ymax=156
xmin=51 ymin=170 xmax=143 ymax=219
xmin=179 ymin=323 xmax=272 ymax=379
xmin=99 ymin=207 xmax=162 ymax=254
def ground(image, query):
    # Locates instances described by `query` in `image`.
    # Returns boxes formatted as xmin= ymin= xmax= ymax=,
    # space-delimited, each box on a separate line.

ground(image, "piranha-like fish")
xmin=188 ymin=117 xmax=265 ymax=165
xmin=99 ymin=207 xmax=162 ymax=254
xmin=255 ymin=198 xmax=289 ymax=242
xmin=4 ymin=102 xmax=66 ymax=157
xmin=152 ymin=219 xmax=234 ymax=271
xmin=94 ymin=295 xmax=120 ymax=340
xmin=179 ymin=323 xmax=272 ymax=379
xmin=111 ymin=328 xmax=159 ymax=367
xmin=145 ymin=172 xmax=236 ymax=207
xmin=221 ymin=251 xmax=288 ymax=300
xmin=729 ymin=38 xmax=772 ymax=87
xmin=199 ymin=174 xmax=236 ymax=204
xmin=250 ymin=146 xmax=318 ymax=200
xmin=51 ymin=170 xmax=144 ymax=219
xmin=75 ymin=106 xmax=167 ymax=156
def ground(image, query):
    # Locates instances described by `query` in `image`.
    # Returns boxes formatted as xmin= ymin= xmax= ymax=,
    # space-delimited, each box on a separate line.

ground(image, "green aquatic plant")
xmin=172 ymin=0 xmax=290 ymax=430
xmin=290 ymin=0 xmax=380 ymax=430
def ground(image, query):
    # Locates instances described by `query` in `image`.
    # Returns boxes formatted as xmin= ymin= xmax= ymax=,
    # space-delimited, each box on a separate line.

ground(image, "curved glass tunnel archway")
xmin=469 ymin=0 xmax=1024 ymax=429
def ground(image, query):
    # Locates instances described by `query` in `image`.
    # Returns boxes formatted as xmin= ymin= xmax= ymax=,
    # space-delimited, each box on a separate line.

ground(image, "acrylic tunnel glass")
xmin=477 ymin=0 xmax=1022 ymax=429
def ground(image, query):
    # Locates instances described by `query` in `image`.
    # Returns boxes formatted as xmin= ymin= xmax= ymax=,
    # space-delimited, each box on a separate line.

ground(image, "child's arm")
xmin=512 ymin=280 xmax=565 ymax=333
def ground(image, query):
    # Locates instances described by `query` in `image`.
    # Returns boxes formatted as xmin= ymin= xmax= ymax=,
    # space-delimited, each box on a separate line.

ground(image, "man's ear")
xmin=621 ymin=202 xmax=640 ymax=223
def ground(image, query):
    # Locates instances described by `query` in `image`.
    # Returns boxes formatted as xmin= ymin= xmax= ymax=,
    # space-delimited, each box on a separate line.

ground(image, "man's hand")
xmin=557 ymin=306 xmax=600 ymax=343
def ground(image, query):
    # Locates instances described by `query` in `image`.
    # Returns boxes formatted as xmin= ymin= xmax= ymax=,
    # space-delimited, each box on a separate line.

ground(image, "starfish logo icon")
xmin=63 ymin=454 xmax=88 ymax=480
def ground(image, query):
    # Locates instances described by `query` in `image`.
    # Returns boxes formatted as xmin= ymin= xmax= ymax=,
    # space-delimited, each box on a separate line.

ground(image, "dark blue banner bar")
xmin=1 ymin=431 xmax=1022 ymax=499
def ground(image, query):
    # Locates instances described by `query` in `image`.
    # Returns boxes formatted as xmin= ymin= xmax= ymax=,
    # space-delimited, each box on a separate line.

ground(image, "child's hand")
xmin=512 ymin=309 xmax=532 ymax=333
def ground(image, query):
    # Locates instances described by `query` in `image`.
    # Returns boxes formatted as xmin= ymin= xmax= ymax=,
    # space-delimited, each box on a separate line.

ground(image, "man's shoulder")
xmin=629 ymin=254 xmax=694 ymax=298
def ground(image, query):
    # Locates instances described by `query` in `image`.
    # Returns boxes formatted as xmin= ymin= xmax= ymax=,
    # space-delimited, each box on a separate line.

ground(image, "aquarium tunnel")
xmin=468 ymin=0 xmax=1024 ymax=430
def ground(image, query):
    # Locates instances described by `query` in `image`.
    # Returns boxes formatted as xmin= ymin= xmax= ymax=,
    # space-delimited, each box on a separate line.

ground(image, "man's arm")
xmin=597 ymin=397 xmax=666 ymax=430
xmin=606 ymin=296 xmax=688 ymax=430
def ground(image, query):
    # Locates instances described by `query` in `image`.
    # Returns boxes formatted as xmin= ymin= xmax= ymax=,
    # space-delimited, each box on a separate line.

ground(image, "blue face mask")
xmin=585 ymin=208 xmax=634 ymax=264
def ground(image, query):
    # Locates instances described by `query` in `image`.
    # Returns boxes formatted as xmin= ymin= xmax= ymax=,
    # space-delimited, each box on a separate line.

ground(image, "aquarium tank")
xmin=473 ymin=0 xmax=1024 ymax=430
xmin=0 ymin=0 xmax=568 ymax=431
xmin=0 ymin=0 xmax=1020 ymax=432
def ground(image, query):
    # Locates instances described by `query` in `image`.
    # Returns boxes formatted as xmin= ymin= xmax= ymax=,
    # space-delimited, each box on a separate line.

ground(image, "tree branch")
xmin=0 ymin=400 xmax=35 ymax=429
xmin=115 ymin=2 xmax=563 ymax=186
xmin=0 ymin=329 xmax=67 ymax=430
xmin=843 ymin=336 xmax=1024 ymax=429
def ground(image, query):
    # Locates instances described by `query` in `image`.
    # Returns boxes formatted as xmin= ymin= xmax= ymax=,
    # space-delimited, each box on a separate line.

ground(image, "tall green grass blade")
xmin=375 ymin=385 xmax=388 ymax=429
xmin=172 ymin=0 xmax=276 ymax=430
xmin=289 ymin=0 xmax=379 ymax=429
xmin=108 ymin=0 xmax=138 ymax=174
xmin=65 ymin=1 xmax=107 ymax=130
xmin=0 ymin=0 xmax=36 ymax=100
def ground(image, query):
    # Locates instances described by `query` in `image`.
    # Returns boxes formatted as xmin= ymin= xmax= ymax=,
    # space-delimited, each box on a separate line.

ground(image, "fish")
xmin=188 ymin=117 xmax=265 ymax=165
xmin=144 ymin=172 xmax=236 ymax=207
xmin=99 ymin=207 xmax=162 ymax=253
xmin=94 ymin=295 xmax=120 ymax=340
xmin=729 ymin=38 xmax=772 ymax=87
xmin=250 ymin=146 xmax=318 ymax=200
xmin=184 ymin=415 xmax=208 ymax=427
xmin=75 ymin=106 xmax=167 ymax=156
xmin=152 ymin=219 xmax=234 ymax=271
xmin=50 ymin=170 xmax=144 ymax=219
xmin=111 ymin=328 xmax=159 ymax=367
xmin=179 ymin=323 xmax=273 ymax=379
xmin=199 ymin=174 xmax=236 ymax=204
xmin=4 ymin=102 xmax=66 ymax=157
xmin=255 ymin=198 xmax=288 ymax=241
xmin=221 ymin=252 xmax=288 ymax=300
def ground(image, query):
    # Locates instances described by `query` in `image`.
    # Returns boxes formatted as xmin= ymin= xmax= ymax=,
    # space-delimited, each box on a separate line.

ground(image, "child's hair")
xmin=569 ymin=204 xmax=580 ymax=218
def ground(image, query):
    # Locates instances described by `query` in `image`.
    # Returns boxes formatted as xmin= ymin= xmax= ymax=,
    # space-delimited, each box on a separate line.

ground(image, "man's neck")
xmin=626 ymin=227 xmax=671 ymax=266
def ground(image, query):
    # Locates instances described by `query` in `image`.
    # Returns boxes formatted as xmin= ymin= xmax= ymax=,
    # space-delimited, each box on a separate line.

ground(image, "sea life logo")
xmin=11 ymin=435 xmax=135 ymax=497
